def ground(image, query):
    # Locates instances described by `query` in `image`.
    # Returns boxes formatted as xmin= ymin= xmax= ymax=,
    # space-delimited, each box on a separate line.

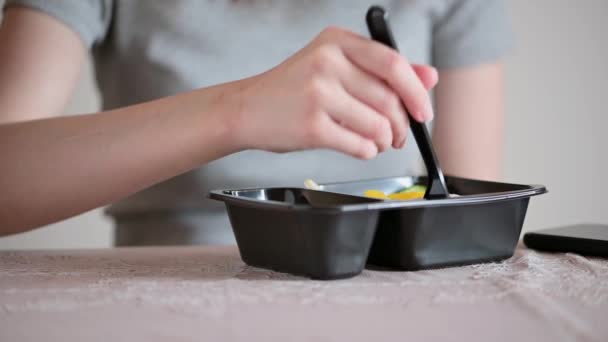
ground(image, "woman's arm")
xmin=0 ymin=7 xmax=86 ymax=122
xmin=0 ymin=86 xmax=236 ymax=235
xmin=0 ymin=25 xmax=438 ymax=235
xmin=433 ymin=62 xmax=505 ymax=181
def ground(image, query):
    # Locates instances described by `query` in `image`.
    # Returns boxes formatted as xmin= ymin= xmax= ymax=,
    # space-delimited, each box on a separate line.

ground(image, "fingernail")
xmin=430 ymin=67 xmax=439 ymax=85
xmin=399 ymin=138 xmax=406 ymax=148
xmin=363 ymin=141 xmax=378 ymax=159
xmin=424 ymin=100 xmax=434 ymax=121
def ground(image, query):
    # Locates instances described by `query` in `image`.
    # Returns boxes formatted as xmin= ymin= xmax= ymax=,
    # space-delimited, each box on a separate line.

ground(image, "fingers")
xmin=315 ymin=114 xmax=378 ymax=160
xmin=294 ymin=27 xmax=439 ymax=159
xmin=336 ymin=57 xmax=408 ymax=149
xmin=325 ymin=85 xmax=393 ymax=152
xmin=412 ymin=64 xmax=439 ymax=91
xmin=340 ymin=31 xmax=434 ymax=122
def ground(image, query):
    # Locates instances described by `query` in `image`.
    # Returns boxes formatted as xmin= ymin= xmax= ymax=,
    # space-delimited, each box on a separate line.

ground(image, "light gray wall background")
xmin=1 ymin=0 xmax=607 ymax=249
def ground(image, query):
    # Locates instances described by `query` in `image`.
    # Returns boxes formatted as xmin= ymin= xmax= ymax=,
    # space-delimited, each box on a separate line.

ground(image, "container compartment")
xmin=321 ymin=176 xmax=544 ymax=270
xmin=212 ymin=188 xmax=381 ymax=279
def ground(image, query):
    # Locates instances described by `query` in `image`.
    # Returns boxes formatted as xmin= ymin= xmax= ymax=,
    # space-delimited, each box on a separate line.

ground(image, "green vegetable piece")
xmin=396 ymin=185 xmax=426 ymax=194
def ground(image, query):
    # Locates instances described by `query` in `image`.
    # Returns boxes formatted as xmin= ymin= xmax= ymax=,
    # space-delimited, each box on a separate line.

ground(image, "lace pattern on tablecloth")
xmin=1 ymin=246 xmax=607 ymax=316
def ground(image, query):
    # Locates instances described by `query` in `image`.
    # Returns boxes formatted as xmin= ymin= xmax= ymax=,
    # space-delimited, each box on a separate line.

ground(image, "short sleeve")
xmin=432 ymin=0 xmax=512 ymax=69
xmin=3 ymin=0 xmax=113 ymax=48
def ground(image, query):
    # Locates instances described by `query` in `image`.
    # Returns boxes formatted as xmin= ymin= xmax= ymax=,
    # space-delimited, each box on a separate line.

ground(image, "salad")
xmin=304 ymin=179 xmax=426 ymax=201
xmin=363 ymin=185 xmax=426 ymax=200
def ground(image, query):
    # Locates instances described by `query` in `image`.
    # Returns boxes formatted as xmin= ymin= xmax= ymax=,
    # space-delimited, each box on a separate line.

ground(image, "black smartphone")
xmin=523 ymin=224 xmax=608 ymax=257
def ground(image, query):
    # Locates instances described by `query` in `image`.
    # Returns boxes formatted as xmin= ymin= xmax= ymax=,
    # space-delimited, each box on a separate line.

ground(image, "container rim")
xmin=209 ymin=176 xmax=547 ymax=213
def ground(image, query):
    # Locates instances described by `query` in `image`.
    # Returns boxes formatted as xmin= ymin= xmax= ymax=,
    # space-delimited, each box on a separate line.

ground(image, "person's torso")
xmin=96 ymin=0 xmax=445 ymax=216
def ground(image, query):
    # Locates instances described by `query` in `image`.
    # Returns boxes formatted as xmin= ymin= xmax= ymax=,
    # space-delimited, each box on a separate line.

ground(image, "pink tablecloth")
xmin=1 ymin=245 xmax=607 ymax=342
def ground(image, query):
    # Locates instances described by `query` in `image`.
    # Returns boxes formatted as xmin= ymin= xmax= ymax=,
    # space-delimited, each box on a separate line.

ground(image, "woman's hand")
xmin=229 ymin=26 xmax=438 ymax=159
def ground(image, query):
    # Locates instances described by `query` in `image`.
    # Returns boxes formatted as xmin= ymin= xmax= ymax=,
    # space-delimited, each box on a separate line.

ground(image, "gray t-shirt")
xmin=4 ymin=0 xmax=512 ymax=245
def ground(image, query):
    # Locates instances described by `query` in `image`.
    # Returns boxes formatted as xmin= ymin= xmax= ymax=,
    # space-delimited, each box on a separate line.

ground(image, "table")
xmin=1 ymin=245 xmax=606 ymax=341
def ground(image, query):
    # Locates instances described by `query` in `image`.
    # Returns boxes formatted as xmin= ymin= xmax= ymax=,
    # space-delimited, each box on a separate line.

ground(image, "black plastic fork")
xmin=366 ymin=5 xmax=449 ymax=200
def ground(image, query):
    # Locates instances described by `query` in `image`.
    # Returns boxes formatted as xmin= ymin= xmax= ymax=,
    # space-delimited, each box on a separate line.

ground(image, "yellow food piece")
xmin=363 ymin=189 xmax=389 ymax=199
xmin=387 ymin=191 xmax=425 ymax=200
xmin=364 ymin=189 xmax=426 ymax=200
xmin=303 ymin=179 xmax=321 ymax=190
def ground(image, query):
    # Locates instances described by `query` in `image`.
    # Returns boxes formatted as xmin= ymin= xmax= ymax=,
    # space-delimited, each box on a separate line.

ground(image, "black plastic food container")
xmin=210 ymin=176 xmax=546 ymax=279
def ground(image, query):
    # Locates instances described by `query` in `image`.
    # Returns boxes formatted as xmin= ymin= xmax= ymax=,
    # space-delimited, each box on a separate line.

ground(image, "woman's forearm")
xmin=0 ymin=83 xmax=240 ymax=235
xmin=433 ymin=63 xmax=505 ymax=181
